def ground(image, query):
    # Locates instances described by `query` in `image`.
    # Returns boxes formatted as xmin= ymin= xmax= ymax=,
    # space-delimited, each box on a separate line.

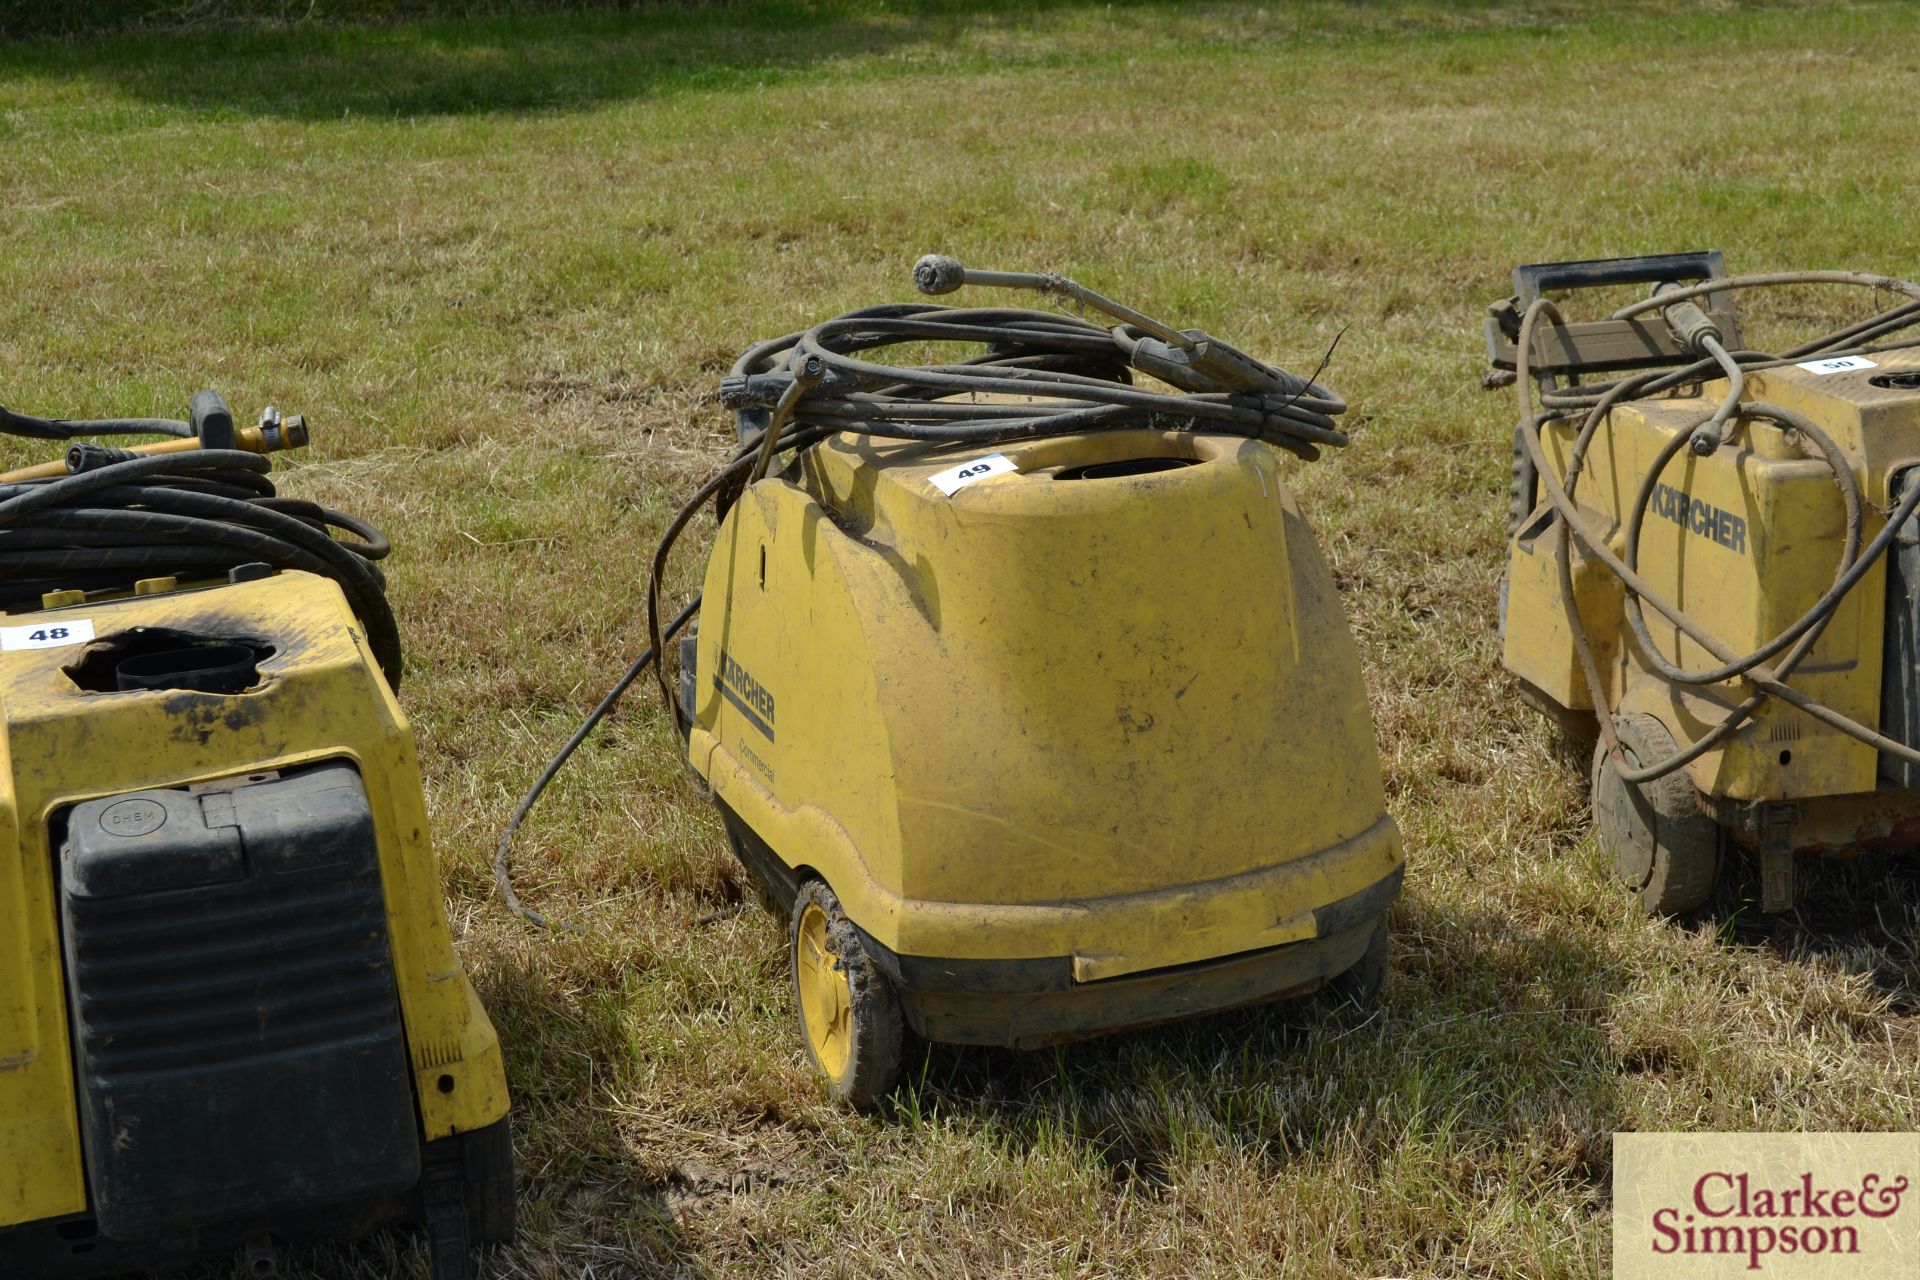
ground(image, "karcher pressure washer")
xmin=1489 ymin=253 xmax=1920 ymax=915
xmin=0 ymin=393 xmax=512 ymax=1277
xmin=500 ymin=257 xmax=1404 ymax=1107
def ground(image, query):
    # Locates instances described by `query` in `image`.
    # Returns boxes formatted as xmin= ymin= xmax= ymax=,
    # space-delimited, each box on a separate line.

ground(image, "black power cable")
xmin=497 ymin=256 xmax=1347 ymax=926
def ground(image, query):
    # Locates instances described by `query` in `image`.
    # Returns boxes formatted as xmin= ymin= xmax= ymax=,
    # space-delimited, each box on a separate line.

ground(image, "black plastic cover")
xmin=60 ymin=763 xmax=419 ymax=1242
xmin=64 ymin=788 xmax=242 ymax=898
xmin=1882 ymin=467 xmax=1920 ymax=789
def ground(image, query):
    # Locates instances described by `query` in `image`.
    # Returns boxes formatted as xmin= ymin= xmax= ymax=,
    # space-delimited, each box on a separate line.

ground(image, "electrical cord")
xmin=492 ymin=595 xmax=701 ymax=930
xmin=496 ymin=255 xmax=1347 ymax=925
xmin=0 ymin=398 xmax=402 ymax=686
xmin=1509 ymin=271 xmax=1920 ymax=783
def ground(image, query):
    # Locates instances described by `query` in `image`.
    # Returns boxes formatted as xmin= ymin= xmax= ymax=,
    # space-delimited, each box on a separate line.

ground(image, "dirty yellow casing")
xmin=0 ymin=571 xmax=508 ymax=1229
xmin=687 ymin=428 xmax=1402 ymax=1012
xmin=1505 ymin=351 xmax=1920 ymax=811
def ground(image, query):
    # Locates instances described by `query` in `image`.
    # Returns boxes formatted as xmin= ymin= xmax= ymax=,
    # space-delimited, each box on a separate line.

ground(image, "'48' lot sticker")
xmin=0 ymin=619 xmax=95 ymax=651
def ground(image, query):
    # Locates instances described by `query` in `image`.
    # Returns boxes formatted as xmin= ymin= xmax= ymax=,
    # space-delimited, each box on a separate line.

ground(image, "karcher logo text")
xmin=715 ymin=650 xmax=775 ymax=741
xmin=1651 ymin=483 xmax=1747 ymax=554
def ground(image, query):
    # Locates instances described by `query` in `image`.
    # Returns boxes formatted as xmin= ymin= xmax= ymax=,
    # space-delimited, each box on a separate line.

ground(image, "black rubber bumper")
xmin=852 ymin=863 xmax=1402 ymax=1049
xmin=0 ymin=1118 xmax=511 ymax=1280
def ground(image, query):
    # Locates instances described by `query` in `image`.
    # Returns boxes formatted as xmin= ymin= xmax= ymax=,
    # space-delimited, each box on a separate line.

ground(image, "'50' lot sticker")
xmin=1797 ymin=355 xmax=1877 ymax=375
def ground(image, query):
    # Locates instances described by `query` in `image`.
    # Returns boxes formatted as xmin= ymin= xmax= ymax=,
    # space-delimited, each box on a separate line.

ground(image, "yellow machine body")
xmin=1505 ymin=350 xmax=1920 ymax=854
xmin=686 ymin=427 xmax=1403 ymax=1046
xmin=0 ymin=571 xmax=508 ymax=1268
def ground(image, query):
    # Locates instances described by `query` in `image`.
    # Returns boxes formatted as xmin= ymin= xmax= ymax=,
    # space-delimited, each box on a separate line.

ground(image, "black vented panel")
xmin=61 ymin=764 xmax=420 ymax=1241
xmin=70 ymin=881 xmax=401 ymax=1075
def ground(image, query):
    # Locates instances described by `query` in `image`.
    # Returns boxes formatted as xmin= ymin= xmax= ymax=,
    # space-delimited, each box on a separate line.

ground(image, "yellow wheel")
xmin=790 ymin=879 xmax=902 ymax=1110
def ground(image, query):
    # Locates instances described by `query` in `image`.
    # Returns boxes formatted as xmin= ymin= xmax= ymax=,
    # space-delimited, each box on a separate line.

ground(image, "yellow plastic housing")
xmin=1505 ymin=352 xmax=1920 ymax=803
xmin=0 ymin=572 xmax=508 ymax=1230
xmin=688 ymin=428 xmax=1402 ymax=981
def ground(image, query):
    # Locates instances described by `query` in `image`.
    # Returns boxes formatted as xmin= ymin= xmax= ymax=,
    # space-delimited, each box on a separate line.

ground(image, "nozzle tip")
xmin=913 ymin=254 xmax=965 ymax=296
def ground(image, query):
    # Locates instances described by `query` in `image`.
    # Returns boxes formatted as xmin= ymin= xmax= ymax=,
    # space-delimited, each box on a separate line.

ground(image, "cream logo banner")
xmin=1614 ymin=1133 xmax=1918 ymax=1278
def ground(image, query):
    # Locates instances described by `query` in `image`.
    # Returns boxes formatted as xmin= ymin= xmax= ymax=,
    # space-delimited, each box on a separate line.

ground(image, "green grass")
xmin=4 ymin=2 xmax=1920 ymax=1276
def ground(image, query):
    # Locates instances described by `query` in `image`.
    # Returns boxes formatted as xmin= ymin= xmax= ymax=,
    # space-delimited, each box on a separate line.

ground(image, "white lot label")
xmin=928 ymin=453 xmax=1017 ymax=496
xmin=1797 ymin=355 xmax=1878 ymax=375
xmin=1 ymin=618 xmax=94 ymax=651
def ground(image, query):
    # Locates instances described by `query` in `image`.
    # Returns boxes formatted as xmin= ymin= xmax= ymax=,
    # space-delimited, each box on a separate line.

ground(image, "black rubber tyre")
xmin=1325 ymin=916 xmax=1389 ymax=1008
xmin=790 ymin=879 xmax=903 ymax=1110
xmin=1591 ymin=713 xmax=1720 ymax=916
xmin=419 ymin=1115 xmax=514 ymax=1280
xmin=463 ymin=1116 xmax=516 ymax=1247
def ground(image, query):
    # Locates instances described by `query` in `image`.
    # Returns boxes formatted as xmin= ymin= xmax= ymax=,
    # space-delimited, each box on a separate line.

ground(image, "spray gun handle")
xmin=913 ymin=254 xmax=1075 ymax=300
xmin=910 ymin=254 xmax=1309 ymax=398
xmin=912 ymin=254 xmax=1196 ymax=351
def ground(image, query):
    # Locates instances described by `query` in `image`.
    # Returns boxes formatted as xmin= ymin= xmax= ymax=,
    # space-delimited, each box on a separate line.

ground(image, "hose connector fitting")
xmin=64 ymin=442 xmax=139 ymax=473
xmin=1654 ymin=281 xmax=1723 ymax=355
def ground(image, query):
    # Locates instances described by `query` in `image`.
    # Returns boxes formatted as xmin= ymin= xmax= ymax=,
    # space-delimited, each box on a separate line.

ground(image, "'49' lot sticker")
xmin=928 ymin=453 xmax=1018 ymax=496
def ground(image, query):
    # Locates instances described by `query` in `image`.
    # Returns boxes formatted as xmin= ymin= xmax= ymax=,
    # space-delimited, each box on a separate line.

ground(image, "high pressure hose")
xmin=496 ymin=255 xmax=1348 ymax=926
xmin=0 ymin=392 xmax=402 ymax=686
xmin=1510 ymin=270 xmax=1920 ymax=782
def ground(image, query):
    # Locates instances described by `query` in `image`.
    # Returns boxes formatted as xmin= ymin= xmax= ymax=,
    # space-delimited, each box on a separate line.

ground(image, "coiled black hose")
xmin=0 ymin=413 xmax=401 ymax=687
xmin=722 ymin=304 xmax=1346 ymax=458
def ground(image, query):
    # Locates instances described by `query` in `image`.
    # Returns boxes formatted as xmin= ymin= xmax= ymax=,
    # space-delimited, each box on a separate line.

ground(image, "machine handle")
xmin=1487 ymin=250 xmax=1741 ymax=374
xmin=1510 ymin=251 xmax=1728 ymax=304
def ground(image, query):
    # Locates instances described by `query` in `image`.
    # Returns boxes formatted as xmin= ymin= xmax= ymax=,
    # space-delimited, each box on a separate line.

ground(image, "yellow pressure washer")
xmin=1488 ymin=252 xmax=1920 ymax=915
xmin=0 ymin=392 xmax=512 ymax=1278
xmin=500 ymin=258 xmax=1404 ymax=1107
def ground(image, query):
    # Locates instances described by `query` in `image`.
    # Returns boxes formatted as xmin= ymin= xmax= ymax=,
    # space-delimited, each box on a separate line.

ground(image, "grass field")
xmin=4 ymin=2 xmax=1920 ymax=1276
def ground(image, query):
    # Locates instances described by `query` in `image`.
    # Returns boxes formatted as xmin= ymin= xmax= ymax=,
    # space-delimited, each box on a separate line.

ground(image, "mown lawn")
xmin=3 ymin=2 xmax=1918 ymax=1276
